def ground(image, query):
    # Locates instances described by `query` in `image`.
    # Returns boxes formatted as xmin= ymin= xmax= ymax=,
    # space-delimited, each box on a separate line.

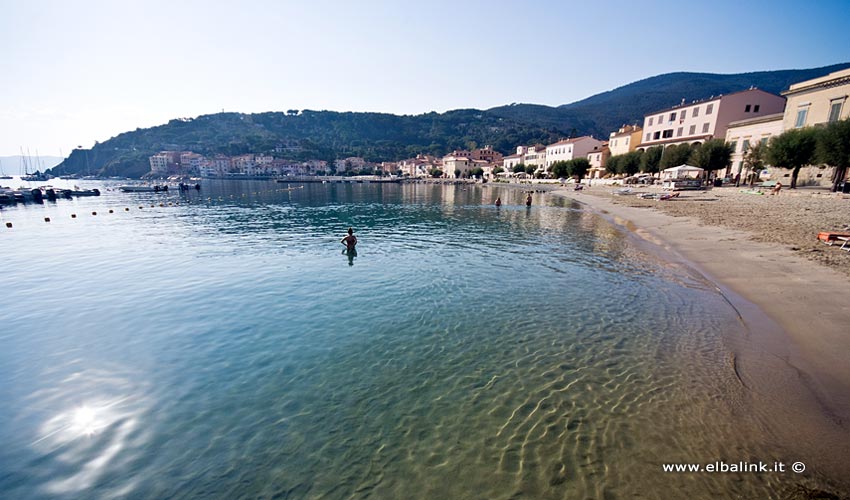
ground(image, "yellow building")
xmin=782 ymin=68 xmax=850 ymax=130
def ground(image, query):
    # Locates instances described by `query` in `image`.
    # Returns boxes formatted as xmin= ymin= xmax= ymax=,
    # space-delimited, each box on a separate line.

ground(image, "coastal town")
xmin=144 ymin=67 xmax=850 ymax=191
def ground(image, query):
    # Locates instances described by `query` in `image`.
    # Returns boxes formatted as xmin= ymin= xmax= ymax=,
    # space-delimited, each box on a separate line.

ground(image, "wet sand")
xmin=551 ymin=185 xmax=850 ymax=495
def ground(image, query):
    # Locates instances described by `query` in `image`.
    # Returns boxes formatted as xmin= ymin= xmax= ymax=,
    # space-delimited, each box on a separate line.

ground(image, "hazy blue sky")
xmin=2 ymin=0 xmax=849 ymax=157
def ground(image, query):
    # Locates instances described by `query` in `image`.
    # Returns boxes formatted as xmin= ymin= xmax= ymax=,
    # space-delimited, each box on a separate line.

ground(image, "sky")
xmin=1 ymin=0 xmax=849 ymax=158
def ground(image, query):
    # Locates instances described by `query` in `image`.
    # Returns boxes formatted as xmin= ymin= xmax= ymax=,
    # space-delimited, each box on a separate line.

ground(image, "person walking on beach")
xmin=341 ymin=227 xmax=357 ymax=251
xmin=526 ymin=193 xmax=532 ymax=206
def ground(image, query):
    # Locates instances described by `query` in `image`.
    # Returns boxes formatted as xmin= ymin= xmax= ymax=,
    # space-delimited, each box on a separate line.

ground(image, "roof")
xmin=726 ymin=113 xmax=784 ymax=128
xmin=504 ymin=154 xmax=522 ymax=159
xmin=645 ymin=88 xmax=783 ymax=117
xmin=547 ymin=136 xmax=596 ymax=147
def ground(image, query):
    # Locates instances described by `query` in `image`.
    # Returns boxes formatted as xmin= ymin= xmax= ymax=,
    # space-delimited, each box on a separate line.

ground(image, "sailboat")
xmin=0 ymin=159 xmax=12 ymax=179
xmin=20 ymin=148 xmax=50 ymax=181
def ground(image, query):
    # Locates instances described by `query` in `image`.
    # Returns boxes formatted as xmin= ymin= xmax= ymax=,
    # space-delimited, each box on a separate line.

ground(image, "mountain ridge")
xmin=50 ymin=63 xmax=850 ymax=178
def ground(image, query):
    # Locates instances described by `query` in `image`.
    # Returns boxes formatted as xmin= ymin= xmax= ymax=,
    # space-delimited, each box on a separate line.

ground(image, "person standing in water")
xmin=495 ymin=197 xmax=502 ymax=207
xmin=341 ymin=227 xmax=357 ymax=251
xmin=526 ymin=193 xmax=532 ymax=206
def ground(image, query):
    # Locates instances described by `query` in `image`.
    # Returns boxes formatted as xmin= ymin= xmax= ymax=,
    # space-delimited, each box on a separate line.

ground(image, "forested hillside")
xmin=49 ymin=63 xmax=850 ymax=178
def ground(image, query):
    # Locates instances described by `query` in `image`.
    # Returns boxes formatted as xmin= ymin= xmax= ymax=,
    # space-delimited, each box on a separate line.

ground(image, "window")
xmin=745 ymin=104 xmax=751 ymax=112
xmin=795 ymin=108 xmax=808 ymax=128
xmin=702 ymin=123 xmax=710 ymax=133
xmin=653 ymin=131 xmax=661 ymax=140
xmin=742 ymin=139 xmax=750 ymax=151
xmin=692 ymin=107 xmax=699 ymax=117
xmin=658 ymin=114 xmax=663 ymax=123
xmin=754 ymin=105 xmax=760 ymax=113
xmin=681 ymin=110 xmax=688 ymax=120
xmin=829 ymin=101 xmax=843 ymax=122
xmin=669 ymin=112 xmax=677 ymax=121
xmin=689 ymin=125 xmax=696 ymax=135
xmin=677 ymin=127 xmax=683 ymax=137
xmin=646 ymin=133 xmax=651 ymax=141
xmin=706 ymin=104 xmax=714 ymax=114
xmin=662 ymin=129 xmax=674 ymax=138
xmin=649 ymin=117 xmax=654 ymax=126
xmin=729 ymin=141 xmax=737 ymax=152
xmin=625 ymin=138 xmax=630 ymax=145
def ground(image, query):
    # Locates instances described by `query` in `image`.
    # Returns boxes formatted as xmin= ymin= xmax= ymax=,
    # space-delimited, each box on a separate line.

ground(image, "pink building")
xmin=639 ymin=88 xmax=786 ymax=149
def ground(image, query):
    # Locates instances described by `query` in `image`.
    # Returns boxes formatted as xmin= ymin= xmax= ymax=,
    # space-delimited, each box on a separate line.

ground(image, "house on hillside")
xmin=639 ymin=88 xmax=786 ymax=149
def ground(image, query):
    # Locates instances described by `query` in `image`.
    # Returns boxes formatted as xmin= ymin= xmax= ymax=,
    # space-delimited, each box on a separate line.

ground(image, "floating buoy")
xmin=109 ymin=209 xmax=114 ymax=214
xmin=92 ymin=211 xmax=97 ymax=216
xmin=150 ymin=204 xmax=154 ymax=208
xmin=159 ymin=203 xmax=164 ymax=207
xmin=125 ymin=207 xmax=130 ymax=211
xmin=44 ymin=217 xmax=51 ymax=222
xmin=5 ymin=222 xmax=11 ymax=228
xmin=71 ymin=214 xmax=77 ymax=218
xmin=139 ymin=206 xmax=143 ymax=209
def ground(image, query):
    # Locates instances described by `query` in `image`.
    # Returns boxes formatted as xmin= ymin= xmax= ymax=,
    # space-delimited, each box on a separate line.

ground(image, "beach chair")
xmin=817 ymin=232 xmax=850 ymax=245
xmin=838 ymin=236 xmax=850 ymax=252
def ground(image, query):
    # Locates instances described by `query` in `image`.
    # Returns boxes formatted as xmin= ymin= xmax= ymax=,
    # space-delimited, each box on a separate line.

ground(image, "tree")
xmin=816 ymin=118 xmax=850 ymax=192
xmin=568 ymin=157 xmax=591 ymax=181
xmin=512 ymin=163 xmax=527 ymax=174
xmin=493 ymin=166 xmax=504 ymax=175
xmin=605 ymin=155 xmax=621 ymax=176
xmin=742 ymin=141 xmax=764 ymax=188
xmin=550 ymin=160 xmax=570 ymax=179
xmin=429 ymin=168 xmax=443 ymax=178
xmin=690 ymin=139 xmax=733 ymax=179
xmin=454 ymin=168 xmax=462 ymax=178
xmin=660 ymin=143 xmax=692 ymax=169
xmin=621 ymin=151 xmax=643 ymax=176
xmin=640 ymin=146 xmax=663 ymax=175
xmin=525 ymin=164 xmax=537 ymax=176
xmin=765 ymin=127 xmax=819 ymax=189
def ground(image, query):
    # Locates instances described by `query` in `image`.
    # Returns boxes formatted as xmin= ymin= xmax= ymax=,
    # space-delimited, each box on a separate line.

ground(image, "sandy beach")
xmin=550 ymin=184 xmax=850 ymax=493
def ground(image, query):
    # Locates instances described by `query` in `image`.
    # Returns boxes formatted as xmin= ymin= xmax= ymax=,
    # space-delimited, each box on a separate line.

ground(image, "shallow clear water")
xmin=0 ymin=181 xmax=830 ymax=498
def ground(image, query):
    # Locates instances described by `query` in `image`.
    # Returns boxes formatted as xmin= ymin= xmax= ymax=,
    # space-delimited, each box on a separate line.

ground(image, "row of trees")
xmin=602 ymin=118 xmax=850 ymax=191
xmin=605 ymin=140 xmax=734 ymax=178
xmin=756 ymin=118 xmax=850 ymax=190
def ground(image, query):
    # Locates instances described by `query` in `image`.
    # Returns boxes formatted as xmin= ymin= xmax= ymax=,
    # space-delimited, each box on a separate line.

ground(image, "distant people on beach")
xmin=526 ymin=194 xmax=532 ymax=206
xmin=341 ymin=227 xmax=357 ymax=251
xmin=495 ymin=197 xmax=501 ymax=207
xmin=771 ymin=182 xmax=782 ymax=195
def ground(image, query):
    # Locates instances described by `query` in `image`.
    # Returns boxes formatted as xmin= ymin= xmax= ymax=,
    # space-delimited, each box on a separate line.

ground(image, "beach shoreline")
xmin=550 ymin=186 xmax=850 ymax=492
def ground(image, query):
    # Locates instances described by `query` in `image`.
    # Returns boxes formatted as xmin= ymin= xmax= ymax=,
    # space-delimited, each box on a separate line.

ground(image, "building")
xmin=781 ymin=67 xmax=850 ymax=130
xmin=442 ymin=154 xmax=473 ymax=178
xmin=725 ymin=113 xmax=784 ymax=179
xmin=545 ymin=136 xmax=604 ymax=169
xmin=522 ymin=145 xmax=547 ymax=171
xmin=586 ymin=144 xmax=610 ymax=179
xmin=148 ymin=151 xmax=182 ymax=174
xmin=639 ymin=88 xmax=786 ymax=149
xmin=608 ymin=125 xmax=643 ymax=157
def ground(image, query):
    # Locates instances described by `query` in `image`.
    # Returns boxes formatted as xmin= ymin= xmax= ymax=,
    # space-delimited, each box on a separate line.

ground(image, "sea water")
xmin=0 ymin=181 xmax=833 ymax=498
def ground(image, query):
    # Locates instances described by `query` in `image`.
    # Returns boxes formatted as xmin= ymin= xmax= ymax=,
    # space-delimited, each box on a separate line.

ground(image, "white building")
xmin=725 ymin=113 xmax=784 ymax=179
xmin=545 ymin=136 xmax=604 ymax=169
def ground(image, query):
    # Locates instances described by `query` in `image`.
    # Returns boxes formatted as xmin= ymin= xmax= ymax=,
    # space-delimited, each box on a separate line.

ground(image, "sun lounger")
xmin=817 ymin=232 xmax=850 ymax=245
xmin=837 ymin=236 xmax=850 ymax=252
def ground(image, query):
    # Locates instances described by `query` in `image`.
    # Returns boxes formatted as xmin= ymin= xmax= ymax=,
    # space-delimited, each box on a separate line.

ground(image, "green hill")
xmin=49 ymin=63 xmax=850 ymax=178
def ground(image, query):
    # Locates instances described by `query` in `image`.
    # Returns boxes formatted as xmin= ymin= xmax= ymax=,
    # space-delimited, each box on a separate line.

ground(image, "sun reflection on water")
xmin=27 ymin=367 xmax=150 ymax=496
